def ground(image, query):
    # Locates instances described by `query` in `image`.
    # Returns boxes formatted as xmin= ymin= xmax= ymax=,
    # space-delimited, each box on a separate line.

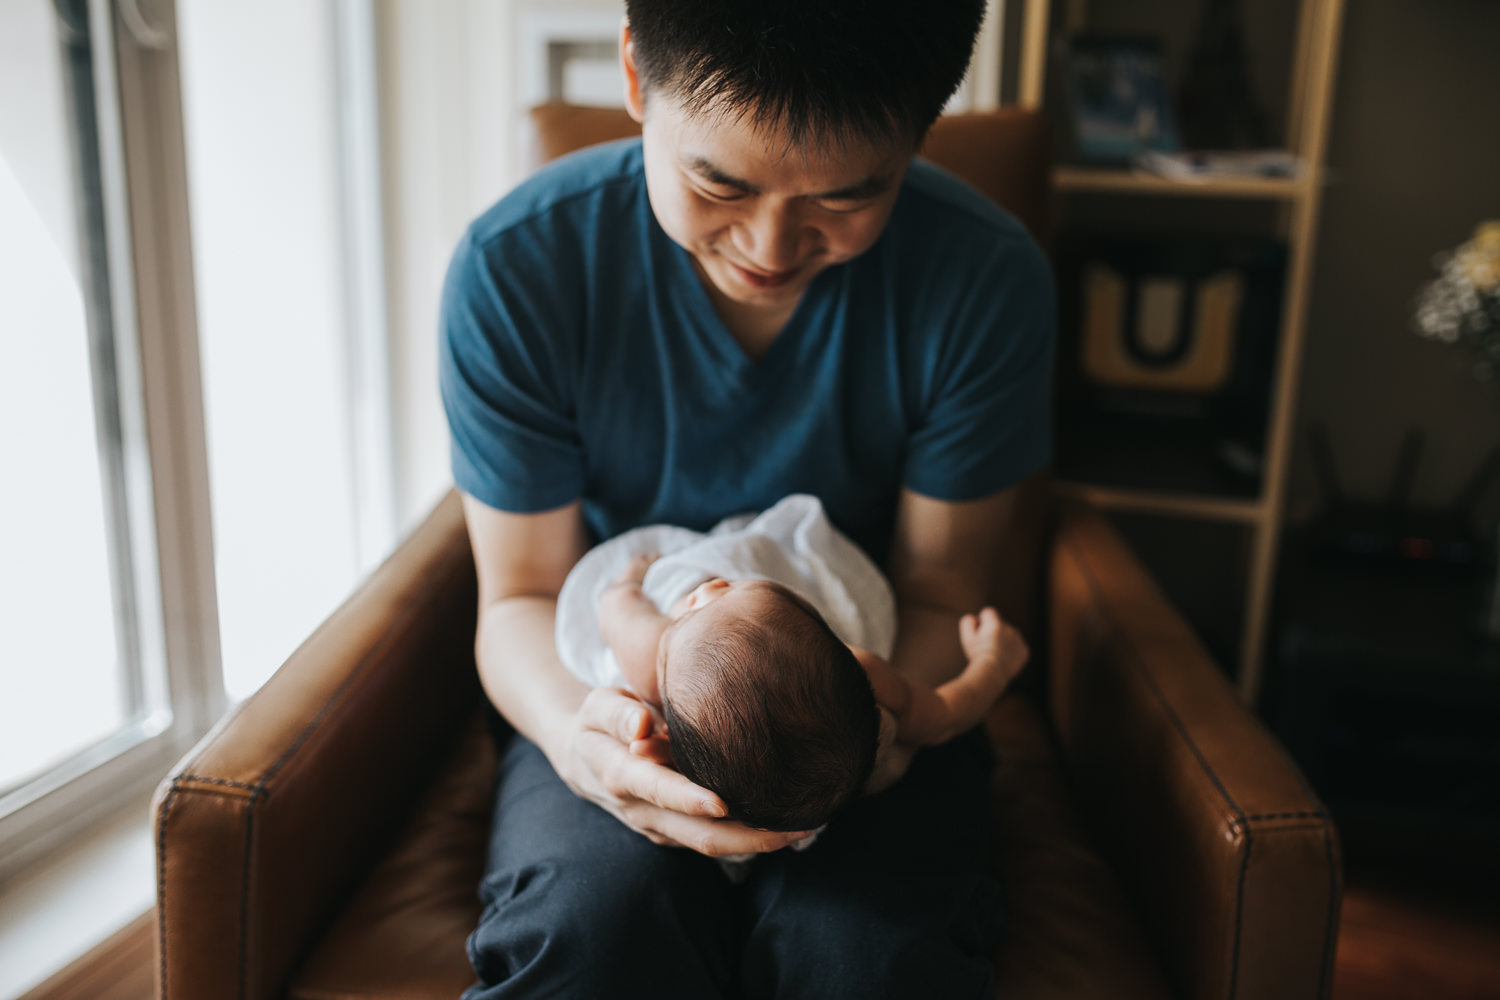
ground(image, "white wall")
xmin=1290 ymin=0 xmax=1500 ymax=526
xmin=377 ymin=0 xmax=631 ymax=533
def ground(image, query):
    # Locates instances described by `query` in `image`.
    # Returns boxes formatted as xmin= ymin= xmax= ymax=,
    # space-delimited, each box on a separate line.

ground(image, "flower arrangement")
xmin=1413 ymin=221 xmax=1500 ymax=387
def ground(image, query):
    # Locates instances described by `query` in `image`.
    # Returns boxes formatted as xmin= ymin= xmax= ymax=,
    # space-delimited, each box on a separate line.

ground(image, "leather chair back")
xmin=523 ymin=103 xmax=1053 ymax=243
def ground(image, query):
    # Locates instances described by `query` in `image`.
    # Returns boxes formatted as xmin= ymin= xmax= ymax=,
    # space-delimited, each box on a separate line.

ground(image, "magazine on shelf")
xmin=1133 ymin=150 xmax=1302 ymax=182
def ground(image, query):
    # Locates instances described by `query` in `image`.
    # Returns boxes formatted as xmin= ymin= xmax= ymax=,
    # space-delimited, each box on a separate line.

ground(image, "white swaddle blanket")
xmin=556 ymin=493 xmax=896 ymax=692
xmin=554 ymin=494 xmax=895 ymax=878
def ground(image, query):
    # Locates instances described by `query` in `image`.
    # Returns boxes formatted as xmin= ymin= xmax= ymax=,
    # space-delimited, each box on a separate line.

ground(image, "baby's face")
xmin=657 ymin=578 xmax=785 ymax=700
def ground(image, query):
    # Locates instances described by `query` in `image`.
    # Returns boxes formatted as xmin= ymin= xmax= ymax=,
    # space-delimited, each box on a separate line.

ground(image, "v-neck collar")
xmin=662 ymin=229 xmax=837 ymax=389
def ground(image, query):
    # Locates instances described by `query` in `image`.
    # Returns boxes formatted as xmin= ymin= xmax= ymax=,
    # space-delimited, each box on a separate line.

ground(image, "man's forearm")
xmin=888 ymin=599 xmax=970 ymax=690
xmin=475 ymin=594 xmax=591 ymax=767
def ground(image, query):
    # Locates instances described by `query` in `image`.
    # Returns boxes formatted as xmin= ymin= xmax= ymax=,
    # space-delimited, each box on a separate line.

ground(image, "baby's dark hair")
xmin=660 ymin=585 xmax=879 ymax=832
xmin=623 ymin=0 xmax=986 ymax=150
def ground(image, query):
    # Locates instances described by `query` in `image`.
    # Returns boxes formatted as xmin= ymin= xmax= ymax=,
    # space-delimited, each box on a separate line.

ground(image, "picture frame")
xmin=1060 ymin=34 xmax=1180 ymax=165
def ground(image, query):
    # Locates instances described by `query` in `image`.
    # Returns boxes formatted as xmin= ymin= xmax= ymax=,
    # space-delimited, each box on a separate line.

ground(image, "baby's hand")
xmin=960 ymin=607 xmax=999 ymax=662
xmin=887 ymin=607 xmax=1028 ymax=748
xmin=959 ymin=607 xmax=1028 ymax=693
xmin=613 ymin=552 xmax=659 ymax=589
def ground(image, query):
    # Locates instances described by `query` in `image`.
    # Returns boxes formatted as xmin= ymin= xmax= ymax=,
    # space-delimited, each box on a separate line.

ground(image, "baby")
xmin=554 ymin=495 xmax=1027 ymax=847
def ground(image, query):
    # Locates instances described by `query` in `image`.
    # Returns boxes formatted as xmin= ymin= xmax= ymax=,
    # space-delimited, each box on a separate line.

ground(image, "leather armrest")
xmin=153 ymin=490 xmax=482 ymax=1000
xmin=1046 ymin=498 xmax=1341 ymax=1000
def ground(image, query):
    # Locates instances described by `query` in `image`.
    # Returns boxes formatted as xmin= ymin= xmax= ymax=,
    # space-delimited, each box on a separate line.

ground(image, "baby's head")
xmin=656 ymin=578 xmax=880 ymax=832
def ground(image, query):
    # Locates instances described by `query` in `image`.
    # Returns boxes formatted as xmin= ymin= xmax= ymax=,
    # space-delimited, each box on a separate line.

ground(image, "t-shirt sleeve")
xmin=438 ymin=227 xmax=586 ymax=513
xmin=902 ymin=231 xmax=1055 ymax=501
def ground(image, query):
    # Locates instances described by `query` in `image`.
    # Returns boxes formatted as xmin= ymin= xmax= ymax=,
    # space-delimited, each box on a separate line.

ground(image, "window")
xmin=176 ymin=0 xmax=394 ymax=700
xmin=0 ymin=0 xmax=394 ymax=878
xmin=0 ymin=0 xmax=150 ymax=803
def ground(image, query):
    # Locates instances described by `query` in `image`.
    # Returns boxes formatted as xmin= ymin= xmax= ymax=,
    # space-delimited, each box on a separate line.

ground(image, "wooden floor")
xmin=1333 ymin=865 xmax=1500 ymax=1000
xmin=21 ymin=874 xmax=1500 ymax=1000
xmin=18 ymin=912 xmax=154 ymax=1000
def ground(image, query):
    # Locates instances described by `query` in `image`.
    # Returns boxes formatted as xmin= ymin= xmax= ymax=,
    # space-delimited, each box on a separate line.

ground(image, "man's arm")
xmin=871 ymin=474 xmax=1047 ymax=787
xmin=461 ymin=494 xmax=810 ymax=854
xmin=887 ymin=474 xmax=1046 ymax=689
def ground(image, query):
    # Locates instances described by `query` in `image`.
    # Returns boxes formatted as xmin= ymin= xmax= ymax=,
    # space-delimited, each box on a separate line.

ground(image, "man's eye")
xmin=816 ymin=198 xmax=873 ymax=214
xmin=698 ymin=186 xmax=747 ymax=202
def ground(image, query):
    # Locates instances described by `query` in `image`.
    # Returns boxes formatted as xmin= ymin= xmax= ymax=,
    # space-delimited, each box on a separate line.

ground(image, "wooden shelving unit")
xmin=1016 ymin=0 xmax=1347 ymax=702
xmin=1054 ymin=167 xmax=1310 ymax=201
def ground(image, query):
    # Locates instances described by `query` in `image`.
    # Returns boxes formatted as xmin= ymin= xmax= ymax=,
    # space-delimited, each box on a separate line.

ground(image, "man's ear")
xmin=620 ymin=19 xmax=646 ymax=124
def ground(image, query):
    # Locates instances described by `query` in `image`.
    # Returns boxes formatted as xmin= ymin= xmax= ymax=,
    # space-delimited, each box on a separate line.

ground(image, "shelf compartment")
xmin=1055 ymin=412 xmax=1265 ymax=501
xmin=1055 ymin=482 xmax=1266 ymax=524
xmin=1054 ymin=166 xmax=1312 ymax=201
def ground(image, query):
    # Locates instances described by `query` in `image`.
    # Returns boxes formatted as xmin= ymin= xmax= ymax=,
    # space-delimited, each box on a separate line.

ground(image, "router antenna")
xmin=1386 ymin=428 xmax=1424 ymax=511
xmin=1450 ymin=444 xmax=1500 ymax=520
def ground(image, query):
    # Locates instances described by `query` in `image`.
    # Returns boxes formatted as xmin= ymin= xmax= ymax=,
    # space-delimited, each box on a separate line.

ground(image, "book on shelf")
xmin=1132 ymin=149 xmax=1302 ymax=182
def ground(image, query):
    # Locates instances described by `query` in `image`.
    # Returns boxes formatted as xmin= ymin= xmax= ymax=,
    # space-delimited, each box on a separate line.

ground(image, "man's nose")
xmin=740 ymin=201 xmax=804 ymax=271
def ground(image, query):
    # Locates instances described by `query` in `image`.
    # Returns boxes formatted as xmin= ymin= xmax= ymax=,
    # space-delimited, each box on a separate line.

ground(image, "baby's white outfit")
xmin=557 ymin=493 xmax=896 ymax=686
xmin=554 ymin=494 xmax=896 ymax=877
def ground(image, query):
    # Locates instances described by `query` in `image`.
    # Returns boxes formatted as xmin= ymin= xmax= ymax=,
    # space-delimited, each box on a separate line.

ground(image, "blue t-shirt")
xmin=440 ymin=139 xmax=1053 ymax=563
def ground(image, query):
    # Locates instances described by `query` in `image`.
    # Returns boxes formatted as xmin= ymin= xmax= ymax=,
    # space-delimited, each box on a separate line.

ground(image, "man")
xmin=440 ymin=2 xmax=1054 ymax=995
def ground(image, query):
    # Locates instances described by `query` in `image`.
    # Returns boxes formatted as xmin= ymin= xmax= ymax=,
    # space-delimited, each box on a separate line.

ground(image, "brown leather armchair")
xmin=153 ymin=107 xmax=1341 ymax=1000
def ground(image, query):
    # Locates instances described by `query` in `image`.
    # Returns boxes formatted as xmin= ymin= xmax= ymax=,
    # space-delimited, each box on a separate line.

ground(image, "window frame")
xmin=1 ymin=0 xmax=402 ymax=884
xmin=0 ymin=0 xmax=223 ymax=881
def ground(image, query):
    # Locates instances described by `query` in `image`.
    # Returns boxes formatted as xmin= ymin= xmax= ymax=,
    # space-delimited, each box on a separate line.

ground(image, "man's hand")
xmin=463 ymin=497 xmax=807 ymax=860
xmin=555 ymin=686 xmax=815 ymax=857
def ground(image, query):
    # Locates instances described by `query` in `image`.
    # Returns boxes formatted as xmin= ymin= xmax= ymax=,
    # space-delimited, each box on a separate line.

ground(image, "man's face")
xmin=626 ymin=46 xmax=913 ymax=318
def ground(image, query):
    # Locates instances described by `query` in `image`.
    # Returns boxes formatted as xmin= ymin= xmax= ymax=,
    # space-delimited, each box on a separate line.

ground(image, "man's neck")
xmin=701 ymin=282 xmax=799 ymax=363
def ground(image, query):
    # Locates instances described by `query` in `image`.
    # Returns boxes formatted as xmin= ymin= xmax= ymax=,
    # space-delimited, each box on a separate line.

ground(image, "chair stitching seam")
xmin=1319 ymin=818 xmax=1339 ymax=999
xmin=1062 ymin=527 xmax=1251 ymax=1000
xmin=1235 ymin=830 xmax=1252 ymax=1000
xmin=156 ymin=785 xmax=178 ymax=1000
xmin=1242 ymin=821 xmax=1331 ymax=833
xmin=1244 ymin=809 xmax=1327 ymax=822
xmin=177 ymin=774 xmax=258 ymax=791
xmin=1252 ymin=700 xmax=1344 ymax=998
xmin=239 ymin=787 xmax=262 ymax=1000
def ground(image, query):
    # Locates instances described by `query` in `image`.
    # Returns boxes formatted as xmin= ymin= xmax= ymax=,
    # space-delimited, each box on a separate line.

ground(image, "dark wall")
xmin=1290 ymin=1 xmax=1500 ymax=527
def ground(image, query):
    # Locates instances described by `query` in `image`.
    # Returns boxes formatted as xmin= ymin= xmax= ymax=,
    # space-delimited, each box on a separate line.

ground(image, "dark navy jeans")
xmin=463 ymin=726 xmax=1002 ymax=999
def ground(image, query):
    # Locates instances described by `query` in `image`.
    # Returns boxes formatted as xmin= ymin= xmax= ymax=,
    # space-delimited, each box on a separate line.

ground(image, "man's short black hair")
xmin=660 ymin=585 xmax=880 ymax=833
xmin=624 ymin=0 xmax=986 ymax=149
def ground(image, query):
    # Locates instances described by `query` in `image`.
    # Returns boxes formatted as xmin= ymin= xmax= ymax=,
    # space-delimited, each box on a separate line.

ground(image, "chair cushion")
xmin=985 ymin=698 xmax=1170 ymax=999
xmin=290 ymin=696 xmax=1170 ymax=999
xmin=288 ymin=716 xmax=494 ymax=1000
